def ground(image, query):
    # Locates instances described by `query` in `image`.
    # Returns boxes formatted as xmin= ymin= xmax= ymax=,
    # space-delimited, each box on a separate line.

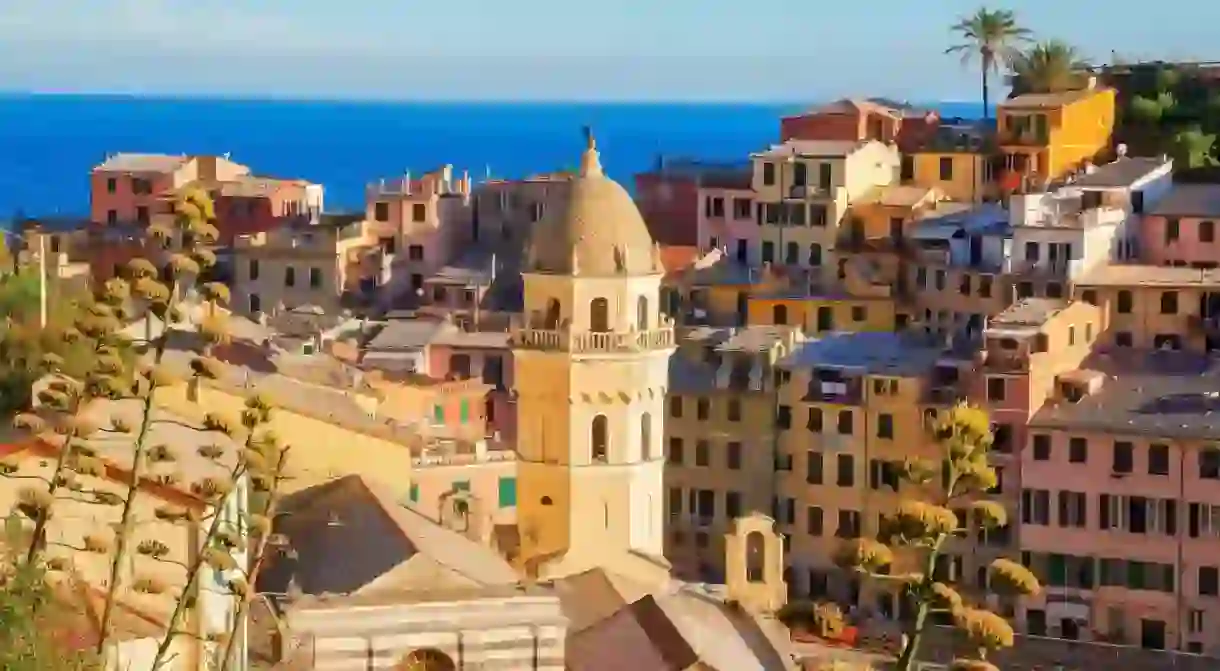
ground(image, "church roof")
xmin=526 ymin=130 xmax=663 ymax=277
xmin=260 ymin=475 xmax=519 ymax=600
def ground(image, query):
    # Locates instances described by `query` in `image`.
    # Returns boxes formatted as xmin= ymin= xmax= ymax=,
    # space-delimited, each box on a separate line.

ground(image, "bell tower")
xmin=512 ymin=130 xmax=676 ymax=574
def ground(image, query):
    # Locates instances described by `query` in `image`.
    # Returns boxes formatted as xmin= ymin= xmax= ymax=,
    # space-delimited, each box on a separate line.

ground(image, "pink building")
xmin=366 ymin=166 xmax=472 ymax=305
xmin=90 ymin=153 xmax=250 ymax=226
xmin=695 ymin=170 xmax=755 ymax=264
xmin=426 ymin=330 xmax=516 ymax=444
xmin=1020 ymin=353 xmax=1220 ymax=655
xmin=1141 ymin=184 xmax=1220 ymax=268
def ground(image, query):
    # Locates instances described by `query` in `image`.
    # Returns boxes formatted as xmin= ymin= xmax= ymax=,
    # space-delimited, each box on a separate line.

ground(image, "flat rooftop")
xmin=1076 ymin=263 xmax=1220 ymax=288
xmin=751 ymin=140 xmax=868 ymax=160
xmin=987 ymin=298 xmax=1070 ymax=331
xmin=1030 ymin=352 xmax=1220 ymax=440
xmin=777 ymin=331 xmax=944 ymax=377
xmin=1069 ymin=157 xmax=1168 ymax=189
xmin=685 ymin=325 xmax=798 ymax=353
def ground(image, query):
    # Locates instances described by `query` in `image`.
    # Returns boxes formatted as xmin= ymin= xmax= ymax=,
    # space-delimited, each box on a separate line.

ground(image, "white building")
xmin=1006 ymin=156 xmax=1173 ymax=289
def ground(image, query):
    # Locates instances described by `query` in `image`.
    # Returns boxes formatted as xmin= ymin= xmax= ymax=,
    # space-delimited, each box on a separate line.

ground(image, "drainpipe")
xmin=1176 ymin=439 xmax=1186 ymax=651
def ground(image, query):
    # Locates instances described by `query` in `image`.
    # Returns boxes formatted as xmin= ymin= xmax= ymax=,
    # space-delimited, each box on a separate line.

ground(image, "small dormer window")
xmin=1061 ymin=382 xmax=1083 ymax=403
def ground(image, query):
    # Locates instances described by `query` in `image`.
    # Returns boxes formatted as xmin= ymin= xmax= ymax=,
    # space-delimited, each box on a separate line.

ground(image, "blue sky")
xmin=0 ymin=0 xmax=1216 ymax=101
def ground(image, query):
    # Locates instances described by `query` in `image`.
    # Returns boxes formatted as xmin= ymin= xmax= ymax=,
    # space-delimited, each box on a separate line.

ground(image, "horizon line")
xmin=0 ymin=89 xmax=990 ymax=107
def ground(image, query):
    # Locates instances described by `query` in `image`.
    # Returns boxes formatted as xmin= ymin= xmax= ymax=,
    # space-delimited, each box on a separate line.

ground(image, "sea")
xmin=0 ymin=95 xmax=985 ymax=218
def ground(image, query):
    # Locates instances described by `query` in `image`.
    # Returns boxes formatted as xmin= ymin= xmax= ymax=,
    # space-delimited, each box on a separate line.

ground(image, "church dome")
xmin=526 ymin=131 xmax=661 ymax=276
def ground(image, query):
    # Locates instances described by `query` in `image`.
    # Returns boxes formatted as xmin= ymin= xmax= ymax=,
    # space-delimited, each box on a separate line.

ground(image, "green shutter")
xmin=433 ymin=404 xmax=444 ymax=423
xmin=459 ymin=400 xmax=470 ymax=424
xmin=498 ymin=477 xmax=517 ymax=508
xmin=453 ymin=480 xmax=471 ymax=492
xmin=408 ymin=483 xmax=419 ymax=502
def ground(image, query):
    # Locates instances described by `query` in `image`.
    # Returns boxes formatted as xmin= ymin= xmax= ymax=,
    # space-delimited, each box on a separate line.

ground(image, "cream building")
xmin=256 ymin=135 xmax=801 ymax=671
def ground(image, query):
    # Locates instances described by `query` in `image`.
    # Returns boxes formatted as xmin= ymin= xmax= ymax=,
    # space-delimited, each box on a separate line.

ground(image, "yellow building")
xmin=664 ymin=254 xmax=787 ymax=327
xmin=998 ymin=84 xmax=1117 ymax=187
xmin=663 ymin=325 xmax=803 ymax=582
xmin=230 ymin=213 xmax=379 ymax=316
xmin=905 ymin=147 xmax=997 ymax=204
xmin=773 ymin=331 xmax=979 ymax=607
xmin=1073 ymin=263 xmax=1220 ymax=353
xmin=747 ymin=259 xmax=900 ymax=334
xmin=511 ymin=133 xmax=677 ymax=578
xmin=843 ymin=184 xmax=944 ymax=246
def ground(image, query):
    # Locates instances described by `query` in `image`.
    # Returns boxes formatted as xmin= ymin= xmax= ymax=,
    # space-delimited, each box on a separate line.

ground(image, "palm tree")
xmin=946 ymin=8 xmax=1033 ymax=122
xmin=1011 ymin=40 xmax=1092 ymax=94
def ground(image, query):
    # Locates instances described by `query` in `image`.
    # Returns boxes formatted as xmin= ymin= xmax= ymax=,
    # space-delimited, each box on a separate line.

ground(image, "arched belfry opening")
xmin=745 ymin=531 xmax=766 ymax=582
xmin=590 ymin=297 xmax=610 ymax=332
xmin=399 ymin=649 xmax=456 ymax=671
xmin=591 ymin=415 xmax=609 ymax=462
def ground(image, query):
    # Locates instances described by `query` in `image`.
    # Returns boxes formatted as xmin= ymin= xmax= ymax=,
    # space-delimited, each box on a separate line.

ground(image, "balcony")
xmin=511 ymin=317 xmax=675 ymax=354
xmin=1189 ymin=314 xmax=1220 ymax=335
xmin=977 ymin=349 xmax=1028 ymax=373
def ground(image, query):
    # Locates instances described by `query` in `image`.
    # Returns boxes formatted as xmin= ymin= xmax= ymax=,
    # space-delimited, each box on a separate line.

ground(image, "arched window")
xmin=637 ymin=295 xmax=649 ymax=331
xmin=640 ymin=412 xmax=652 ymax=460
xmin=772 ymin=304 xmax=788 ymax=325
xmin=400 ymin=649 xmax=456 ymax=671
xmin=808 ymin=243 xmax=823 ymax=266
xmin=746 ymin=531 xmax=766 ymax=583
xmin=590 ymin=297 xmax=610 ymax=332
xmin=544 ymin=298 xmax=561 ymax=328
xmin=591 ymin=415 xmax=608 ymax=462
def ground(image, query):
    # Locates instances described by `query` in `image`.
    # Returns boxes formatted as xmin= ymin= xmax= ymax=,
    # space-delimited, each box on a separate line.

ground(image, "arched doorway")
xmin=399 ymin=648 xmax=456 ymax=671
xmin=590 ymin=297 xmax=609 ymax=332
xmin=544 ymin=298 xmax=561 ymax=328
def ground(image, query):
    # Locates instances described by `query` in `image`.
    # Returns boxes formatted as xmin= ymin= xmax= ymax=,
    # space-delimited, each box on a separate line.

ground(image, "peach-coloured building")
xmin=1020 ymin=352 xmax=1220 ymax=654
xmin=426 ymin=329 xmax=517 ymax=444
xmin=1141 ymin=183 xmax=1220 ymax=267
xmin=365 ymin=166 xmax=472 ymax=305
xmin=694 ymin=168 xmax=755 ymax=264
xmin=90 ymin=153 xmax=250 ymax=226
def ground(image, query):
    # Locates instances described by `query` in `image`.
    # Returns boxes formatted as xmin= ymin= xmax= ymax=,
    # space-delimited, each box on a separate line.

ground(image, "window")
xmin=248 ymin=259 xmax=260 ymax=281
xmin=107 ymin=209 xmax=118 ymax=225
xmin=835 ymin=510 xmax=860 ymax=539
xmin=733 ymin=198 xmax=752 ymax=219
xmin=772 ymin=304 xmax=788 ymax=325
xmin=1021 ymin=488 xmax=1051 ymax=525
xmin=458 ymin=400 xmax=470 ymax=423
xmin=637 ymin=295 xmax=649 ymax=331
xmin=761 ymin=241 xmax=775 ymax=263
xmin=836 ymin=454 xmax=855 ymax=487
xmin=726 ymin=491 xmax=742 ymax=518
xmin=806 ymin=452 xmax=823 ymax=484
xmin=727 ymin=399 xmax=742 ymax=422
xmin=695 ymin=440 xmax=710 ymax=466
xmin=807 ymin=506 xmax=824 ymax=535
xmin=808 ymin=243 xmax=823 ymax=266
xmin=986 ymin=377 xmax=1006 ymax=402
xmin=1160 ymin=291 xmax=1179 ymax=314
xmin=1193 ymin=566 xmax=1220 ymax=597
xmin=807 ymin=408 xmax=823 ymax=432
xmin=408 ymin=244 xmax=424 ymax=261
xmin=1068 ymin=437 xmax=1087 ymax=464
xmin=900 ymin=155 xmax=915 ymax=181
xmin=669 ymin=396 xmax=683 ymax=418
xmin=762 ymin=162 xmax=775 ymax=186
xmin=374 ymin=202 xmax=389 ymax=221
xmin=1032 ymin=434 xmax=1051 ymax=461
xmin=589 ymin=297 xmax=609 ymax=332
xmin=818 ymin=163 xmax=833 ymax=189
xmin=1113 ymin=441 xmax=1134 ymax=474
xmin=1057 ymin=491 xmax=1088 ymax=528
xmin=1167 ymin=218 xmax=1180 ymax=242
xmin=1115 ymin=331 xmax=1134 ymax=347
xmin=1201 ymin=448 xmax=1220 ymax=479
xmin=1148 ymin=443 xmax=1170 ymax=476
xmin=668 ymin=438 xmax=684 ymax=464
xmin=727 ymin=442 xmax=742 ymax=470
xmin=433 ymin=404 xmax=445 ymax=423
xmin=591 ymin=415 xmax=608 ymax=462
xmin=939 ymin=157 xmax=954 ymax=180
xmin=1117 ymin=290 xmax=1133 ymax=313
xmin=106 ymin=177 xmax=117 ymax=193
xmin=412 ymin=203 xmax=427 ymax=222
xmin=309 ymin=267 xmax=322 ymax=289
xmin=284 ymin=267 xmax=296 ymax=287
xmin=498 ymin=477 xmax=517 ymax=507
xmin=408 ymin=483 xmax=419 ymax=502
xmin=877 ymin=414 xmax=894 ymax=439
xmin=1201 ymin=220 xmax=1216 ymax=243
xmin=696 ymin=397 xmax=710 ymax=421
xmin=836 ymin=410 xmax=853 ymax=435
xmin=851 ymin=305 xmax=866 ymax=323
xmin=777 ymin=405 xmax=791 ymax=429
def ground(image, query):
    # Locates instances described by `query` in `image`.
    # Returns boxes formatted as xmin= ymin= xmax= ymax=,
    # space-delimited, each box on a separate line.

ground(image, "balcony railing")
xmin=511 ymin=318 xmax=675 ymax=354
xmin=977 ymin=349 xmax=1028 ymax=372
